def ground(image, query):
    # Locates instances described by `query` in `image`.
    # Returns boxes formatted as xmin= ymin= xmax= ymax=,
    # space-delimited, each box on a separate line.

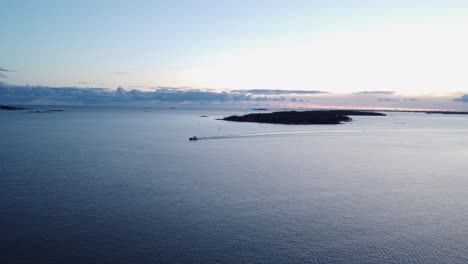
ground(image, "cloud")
xmin=454 ymin=94 xmax=468 ymax=103
xmin=0 ymin=67 xmax=18 ymax=73
xmin=377 ymin=97 xmax=420 ymax=102
xmin=354 ymin=91 xmax=396 ymax=95
xmin=0 ymin=67 xmax=17 ymax=78
xmin=231 ymin=89 xmax=328 ymax=95
xmin=152 ymin=87 xmax=251 ymax=102
xmin=377 ymin=98 xmax=399 ymax=102
xmin=0 ymin=83 xmax=253 ymax=105
xmin=107 ymin=72 xmax=128 ymax=75
xmin=403 ymin=98 xmax=419 ymax=102
xmin=0 ymin=82 xmax=465 ymax=110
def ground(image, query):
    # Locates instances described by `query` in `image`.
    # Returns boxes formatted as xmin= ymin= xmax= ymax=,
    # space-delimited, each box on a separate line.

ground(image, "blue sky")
xmin=2 ymin=1 xmax=468 ymax=109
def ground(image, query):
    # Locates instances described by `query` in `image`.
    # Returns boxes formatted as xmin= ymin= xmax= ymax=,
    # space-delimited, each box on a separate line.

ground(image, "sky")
xmin=2 ymin=0 xmax=468 ymax=109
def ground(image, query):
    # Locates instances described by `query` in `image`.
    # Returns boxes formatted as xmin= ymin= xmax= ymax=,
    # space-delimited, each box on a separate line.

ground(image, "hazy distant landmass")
xmin=0 ymin=105 xmax=65 ymax=113
xmin=28 ymin=109 xmax=64 ymax=113
xmin=424 ymin=111 xmax=468 ymax=115
xmin=0 ymin=105 xmax=28 ymax=110
xmin=221 ymin=110 xmax=386 ymax=125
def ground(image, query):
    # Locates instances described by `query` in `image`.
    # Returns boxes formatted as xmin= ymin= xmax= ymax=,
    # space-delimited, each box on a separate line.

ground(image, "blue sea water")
xmin=1 ymin=107 xmax=468 ymax=263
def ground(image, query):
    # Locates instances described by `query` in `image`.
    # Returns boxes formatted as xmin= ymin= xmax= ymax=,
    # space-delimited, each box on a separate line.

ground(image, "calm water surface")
xmin=1 ymin=107 xmax=468 ymax=263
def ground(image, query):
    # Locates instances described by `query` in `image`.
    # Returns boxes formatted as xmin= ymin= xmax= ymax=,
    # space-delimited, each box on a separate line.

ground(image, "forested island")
xmin=220 ymin=110 xmax=385 ymax=125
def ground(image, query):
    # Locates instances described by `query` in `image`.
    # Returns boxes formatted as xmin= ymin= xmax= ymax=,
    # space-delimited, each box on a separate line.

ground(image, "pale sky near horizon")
xmin=2 ymin=0 xmax=468 ymax=95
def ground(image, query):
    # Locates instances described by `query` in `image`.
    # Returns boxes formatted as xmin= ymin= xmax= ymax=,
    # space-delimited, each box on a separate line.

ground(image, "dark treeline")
xmin=221 ymin=110 xmax=385 ymax=125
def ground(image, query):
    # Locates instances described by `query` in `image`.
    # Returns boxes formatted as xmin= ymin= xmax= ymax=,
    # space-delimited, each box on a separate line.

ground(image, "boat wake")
xmin=194 ymin=129 xmax=468 ymax=141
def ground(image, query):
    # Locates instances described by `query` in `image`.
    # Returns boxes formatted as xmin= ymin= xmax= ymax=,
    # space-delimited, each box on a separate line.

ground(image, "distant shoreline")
xmin=2 ymin=104 xmax=468 ymax=116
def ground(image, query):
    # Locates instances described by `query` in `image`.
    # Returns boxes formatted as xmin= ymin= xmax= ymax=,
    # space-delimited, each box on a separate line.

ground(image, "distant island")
xmin=29 ymin=109 xmax=64 ymax=113
xmin=0 ymin=105 xmax=28 ymax=110
xmin=0 ymin=105 xmax=66 ymax=113
xmin=424 ymin=111 xmax=468 ymax=115
xmin=252 ymin=108 xmax=268 ymax=111
xmin=220 ymin=110 xmax=386 ymax=125
xmin=375 ymin=109 xmax=468 ymax=115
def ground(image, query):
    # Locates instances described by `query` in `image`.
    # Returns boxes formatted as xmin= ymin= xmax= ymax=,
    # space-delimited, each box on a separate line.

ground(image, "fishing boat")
xmin=189 ymin=136 xmax=198 ymax=141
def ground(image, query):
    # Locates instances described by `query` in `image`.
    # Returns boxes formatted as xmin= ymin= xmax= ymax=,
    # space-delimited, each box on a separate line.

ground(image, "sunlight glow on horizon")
xmin=181 ymin=17 xmax=468 ymax=96
xmin=2 ymin=0 xmax=468 ymax=106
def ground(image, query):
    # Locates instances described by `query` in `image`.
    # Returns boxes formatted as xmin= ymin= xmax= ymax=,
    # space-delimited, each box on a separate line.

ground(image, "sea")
xmin=1 ymin=107 xmax=468 ymax=263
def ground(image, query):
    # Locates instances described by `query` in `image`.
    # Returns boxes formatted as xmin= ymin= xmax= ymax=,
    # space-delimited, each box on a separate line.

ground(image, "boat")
xmin=189 ymin=136 xmax=198 ymax=141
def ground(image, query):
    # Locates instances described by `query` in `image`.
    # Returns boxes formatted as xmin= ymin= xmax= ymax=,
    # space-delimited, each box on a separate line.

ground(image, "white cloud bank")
xmin=1 ymin=82 xmax=467 ymax=111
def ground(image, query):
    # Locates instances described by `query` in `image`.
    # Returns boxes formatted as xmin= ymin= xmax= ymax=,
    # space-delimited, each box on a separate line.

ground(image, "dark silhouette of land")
xmin=376 ymin=109 xmax=468 ymax=115
xmin=252 ymin=108 xmax=268 ymax=111
xmin=0 ymin=105 xmax=28 ymax=110
xmin=220 ymin=110 xmax=385 ymax=125
xmin=28 ymin=109 xmax=64 ymax=113
xmin=424 ymin=111 xmax=468 ymax=115
xmin=1 ymin=105 xmax=64 ymax=113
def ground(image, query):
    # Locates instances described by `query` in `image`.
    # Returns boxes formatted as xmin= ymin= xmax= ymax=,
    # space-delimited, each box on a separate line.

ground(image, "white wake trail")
xmin=196 ymin=129 xmax=468 ymax=140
